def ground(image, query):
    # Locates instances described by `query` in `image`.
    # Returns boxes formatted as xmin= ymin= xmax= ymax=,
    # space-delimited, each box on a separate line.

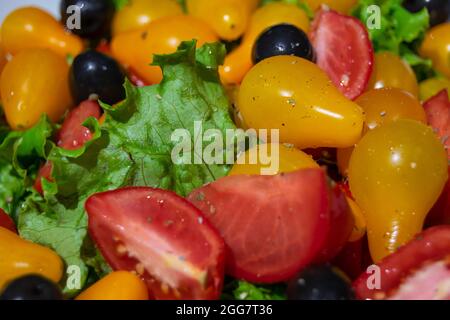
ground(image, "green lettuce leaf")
xmin=352 ymin=0 xmax=434 ymax=81
xmin=17 ymin=41 xmax=237 ymax=295
xmin=222 ymin=280 xmax=287 ymax=300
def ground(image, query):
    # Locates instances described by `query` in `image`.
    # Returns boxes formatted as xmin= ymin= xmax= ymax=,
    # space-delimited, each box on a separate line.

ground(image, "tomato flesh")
xmin=0 ymin=208 xmax=16 ymax=233
xmin=310 ymin=10 xmax=374 ymax=100
xmin=353 ymin=226 xmax=450 ymax=299
xmin=188 ymin=169 xmax=330 ymax=283
xmin=56 ymin=100 xmax=101 ymax=150
xmin=85 ymin=187 xmax=225 ymax=300
xmin=33 ymin=161 xmax=54 ymax=195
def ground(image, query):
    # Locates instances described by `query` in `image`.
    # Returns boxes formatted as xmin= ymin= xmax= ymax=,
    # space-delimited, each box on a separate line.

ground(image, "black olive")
xmin=403 ymin=0 xmax=450 ymax=27
xmin=252 ymin=24 xmax=315 ymax=64
xmin=287 ymin=265 xmax=355 ymax=300
xmin=70 ymin=50 xmax=126 ymax=105
xmin=0 ymin=275 xmax=63 ymax=300
xmin=60 ymin=0 xmax=114 ymax=38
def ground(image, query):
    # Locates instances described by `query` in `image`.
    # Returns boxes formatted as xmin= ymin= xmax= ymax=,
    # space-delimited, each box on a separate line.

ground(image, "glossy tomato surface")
xmin=85 ymin=187 xmax=225 ymax=300
xmin=188 ymin=169 xmax=330 ymax=283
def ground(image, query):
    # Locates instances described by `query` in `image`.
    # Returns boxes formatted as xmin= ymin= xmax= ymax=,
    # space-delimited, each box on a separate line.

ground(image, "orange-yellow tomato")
xmin=220 ymin=2 xmax=310 ymax=85
xmin=1 ymin=7 xmax=83 ymax=58
xmin=112 ymin=0 xmax=183 ymax=35
xmin=346 ymin=197 xmax=366 ymax=242
xmin=187 ymin=0 xmax=259 ymax=41
xmin=238 ymin=55 xmax=364 ymax=148
xmin=0 ymin=49 xmax=73 ymax=130
xmin=111 ymin=15 xmax=218 ymax=85
xmin=349 ymin=120 xmax=448 ymax=262
xmin=76 ymin=271 xmax=149 ymax=300
xmin=0 ymin=30 xmax=7 ymax=101
xmin=0 ymin=227 xmax=64 ymax=290
xmin=337 ymin=88 xmax=426 ymax=176
xmin=368 ymin=52 xmax=419 ymax=97
xmin=420 ymin=23 xmax=450 ymax=79
xmin=229 ymin=143 xmax=318 ymax=176
xmin=305 ymin=0 xmax=358 ymax=13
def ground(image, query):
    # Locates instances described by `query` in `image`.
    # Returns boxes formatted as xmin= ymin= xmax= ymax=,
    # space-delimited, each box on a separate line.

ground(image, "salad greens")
xmin=223 ymin=280 xmax=287 ymax=300
xmin=352 ymin=0 xmax=435 ymax=80
xmin=1 ymin=41 xmax=236 ymax=296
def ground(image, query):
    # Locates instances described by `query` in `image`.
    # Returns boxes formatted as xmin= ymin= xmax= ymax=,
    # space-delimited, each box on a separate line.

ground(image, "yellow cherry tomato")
xmin=419 ymin=77 xmax=450 ymax=101
xmin=76 ymin=271 xmax=149 ymax=300
xmin=305 ymin=0 xmax=358 ymax=13
xmin=338 ymin=88 xmax=427 ymax=176
xmin=229 ymin=143 xmax=318 ymax=176
xmin=420 ymin=23 xmax=450 ymax=79
xmin=349 ymin=120 xmax=448 ymax=262
xmin=187 ymin=0 xmax=259 ymax=41
xmin=0 ymin=49 xmax=73 ymax=130
xmin=346 ymin=197 xmax=367 ymax=242
xmin=112 ymin=0 xmax=183 ymax=36
xmin=0 ymin=227 xmax=63 ymax=290
xmin=368 ymin=52 xmax=419 ymax=98
xmin=1 ymin=7 xmax=83 ymax=58
xmin=220 ymin=2 xmax=310 ymax=85
xmin=356 ymin=88 xmax=426 ymax=133
xmin=111 ymin=15 xmax=218 ymax=85
xmin=0 ymin=30 xmax=7 ymax=102
xmin=238 ymin=55 xmax=364 ymax=148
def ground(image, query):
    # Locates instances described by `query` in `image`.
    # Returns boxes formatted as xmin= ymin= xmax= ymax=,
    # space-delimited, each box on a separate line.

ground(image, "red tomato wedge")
xmin=188 ymin=169 xmax=330 ymax=283
xmin=426 ymin=166 xmax=450 ymax=227
xmin=423 ymin=89 xmax=450 ymax=159
xmin=33 ymin=161 xmax=54 ymax=195
xmin=85 ymin=187 xmax=225 ymax=300
xmin=314 ymin=183 xmax=354 ymax=263
xmin=0 ymin=208 xmax=16 ymax=233
xmin=353 ymin=226 xmax=450 ymax=300
xmin=310 ymin=10 xmax=374 ymax=100
xmin=56 ymin=100 xmax=101 ymax=150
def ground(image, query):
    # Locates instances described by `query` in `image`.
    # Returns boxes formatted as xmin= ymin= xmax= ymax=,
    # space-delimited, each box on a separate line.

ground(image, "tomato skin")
xmin=220 ymin=2 xmax=310 ymax=85
xmin=0 ymin=209 xmax=16 ymax=233
xmin=76 ymin=271 xmax=149 ymax=300
xmin=56 ymin=100 xmax=102 ymax=150
xmin=0 ymin=227 xmax=63 ymax=290
xmin=1 ymin=7 xmax=83 ymax=58
xmin=187 ymin=0 xmax=259 ymax=41
xmin=423 ymin=89 xmax=450 ymax=159
xmin=420 ymin=23 xmax=450 ymax=79
xmin=229 ymin=143 xmax=318 ymax=176
xmin=111 ymin=15 xmax=218 ymax=85
xmin=419 ymin=77 xmax=450 ymax=102
xmin=85 ymin=187 xmax=225 ymax=300
xmin=349 ymin=120 xmax=448 ymax=262
xmin=34 ymin=162 xmax=54 ymax=195
xmin=188 ymin=169 xmax=330 ymax=283
xmin=368 ymin=52 xmax=419 ymax=97
xmin=238 ymin=55 xmax=364 ymax=149
xmin=112 ymin=0 xmax=183 ymax=36
xmin=305 ymin=0 xmax=358 ymax=13
xmin=0 ymin=49 xmax=73 ymax=130
xmin=310 ymin=10 xmax=374 ymax=100
xmin=426 ymin=166 xmax=450 ymax=227
xmin=353 ymin=226 xmax=450 ymax=300
xmin=314 ymin=184 xmax=354 ymax=264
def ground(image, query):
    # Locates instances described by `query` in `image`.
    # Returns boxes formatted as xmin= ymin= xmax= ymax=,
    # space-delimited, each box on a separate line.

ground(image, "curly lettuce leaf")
xmin=352 ymin=0 xmax=434 ymax=80
xmin=17 ymin=41 xmax=236 ymax=295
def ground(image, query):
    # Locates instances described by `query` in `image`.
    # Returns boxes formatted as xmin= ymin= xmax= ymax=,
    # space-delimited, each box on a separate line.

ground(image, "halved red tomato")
xmin=314 ymin=183 xmax=354 ymax=263
xmin=56 ymin=100 xmax=102 ymax=150
xmin=310 ymin=10 xmax=374 ymax=100
xmin=188 ymin=169 xmax=330 ymax=283
xmin=426 ymin=166 xmax=450 ymax=227
xmin=353 ymin=226 xmax=450 ymax=300
xmin=85 ymin=187 xmax=225 ymax=300
xmin=33 ymin=161 xmax=54 ymax=195
xmin=0 ymin=208 xmax=16 ymax=233
xmin=423 ymin=89 xmax=450 ymax=159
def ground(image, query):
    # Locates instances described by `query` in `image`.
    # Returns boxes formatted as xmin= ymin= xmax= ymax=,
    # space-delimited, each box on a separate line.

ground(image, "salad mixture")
xmin=0 ymin=0 xmax=449 ymax=300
